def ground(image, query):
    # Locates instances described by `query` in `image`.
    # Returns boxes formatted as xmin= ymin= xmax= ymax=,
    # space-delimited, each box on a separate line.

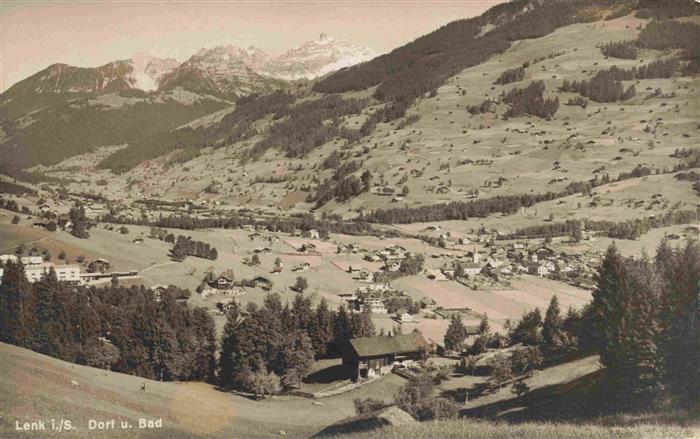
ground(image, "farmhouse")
xmin=209 ymin=274 xmax=234 ymax=290
xmin=252 ymin=276 xmax=273 ymax=290
xmin=342 ymin=332 xmax=428 ymax=381
xmin=292 ymin=262 xmax=311 ymax=272
xmin=298 ymin=243 xmax=316 ymax=253
xmin=527 ymin=261 xmax=551 ymax=277
xmin=363 ymin=296 xmax=387 ymax=314
xmin=87 ymin=258 xmax=111 ymax=273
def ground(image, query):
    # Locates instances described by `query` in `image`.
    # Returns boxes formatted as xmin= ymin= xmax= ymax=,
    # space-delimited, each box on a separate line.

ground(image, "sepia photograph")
xmin=0 ymin=0 xmax=698 ymax=438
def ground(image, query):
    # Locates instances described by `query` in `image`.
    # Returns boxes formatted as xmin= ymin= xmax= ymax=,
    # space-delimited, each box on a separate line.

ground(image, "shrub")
xmin=415 ymin=397 xmax=460 ymax=421
xmin=353 ymin=398 xmax=387 ymax=415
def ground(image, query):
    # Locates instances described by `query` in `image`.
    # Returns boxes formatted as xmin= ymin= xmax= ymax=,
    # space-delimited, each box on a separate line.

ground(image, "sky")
xmin=0 ymin=1 xmax=503 ymax=92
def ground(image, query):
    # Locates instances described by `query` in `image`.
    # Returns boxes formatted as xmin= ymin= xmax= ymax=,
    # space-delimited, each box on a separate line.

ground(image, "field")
xmin=0 ymin=343 xmax=407 ymax=439
xmin=329 ymin=418 xmax=700 ymax=439
xmin=0 ymin=214 xmax=596 ymax=342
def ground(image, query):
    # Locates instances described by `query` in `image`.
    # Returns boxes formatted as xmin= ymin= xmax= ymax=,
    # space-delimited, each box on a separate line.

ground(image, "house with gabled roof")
xmin=342 ymin=332 xmax=428 ymax=381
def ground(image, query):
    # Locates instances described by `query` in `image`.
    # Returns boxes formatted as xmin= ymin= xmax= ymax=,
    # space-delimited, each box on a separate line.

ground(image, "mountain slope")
xmin=157 ymin=46 xmax=278 ymax=99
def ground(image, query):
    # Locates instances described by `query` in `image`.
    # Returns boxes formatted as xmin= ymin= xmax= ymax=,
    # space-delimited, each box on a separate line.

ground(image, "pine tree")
xmin=589 ymin=244 xmax=626 ymax=354
xmin=0 ymin=261 xmax=36 ymax=347
xmin=604 ymin=257 xmax=663 ymax=406
xmin=656 ymin=240 xmax=700 ymax=409
xmin=478 ymin=314 xmax=491 ymax=338
xmin=218 ymin=304 xmax=242 ymax=388
xmin=543 ymin=295 xmax=564 ymax=349
xmin=308 ymin=298 xmax=334 ymax=358
xmin=444 ymin=314 xmax=468 ymax=351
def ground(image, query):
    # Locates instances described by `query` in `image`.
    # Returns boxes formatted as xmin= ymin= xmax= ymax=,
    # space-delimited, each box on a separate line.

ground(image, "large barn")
xmin=342 ymin=332 xmax=428 ymax=381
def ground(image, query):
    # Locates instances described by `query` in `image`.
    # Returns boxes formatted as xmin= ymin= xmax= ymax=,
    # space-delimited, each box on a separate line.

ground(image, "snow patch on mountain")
xmin=127 ymin=53 xmax=179 ymax=91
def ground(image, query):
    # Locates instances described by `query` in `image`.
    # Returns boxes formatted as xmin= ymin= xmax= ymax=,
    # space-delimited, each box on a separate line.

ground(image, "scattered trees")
xmin=171 ymin=235 xmax=218 ymax=261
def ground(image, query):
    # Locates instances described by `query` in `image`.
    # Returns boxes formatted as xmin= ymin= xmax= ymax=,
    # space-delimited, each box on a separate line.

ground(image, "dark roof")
xmin=348 ymin=332 xmax=427 ymax=358
xmin=465 ymin=325 xmax=481 ymax=335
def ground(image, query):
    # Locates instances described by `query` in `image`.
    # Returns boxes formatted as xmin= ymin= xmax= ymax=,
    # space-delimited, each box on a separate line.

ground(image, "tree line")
xmin=0 ymin=263 xmax=216 ymax=382
xmin=218 ymin=295 xmax=376 ymax=394
xmin=364 ymin=162 xmax=698 ymax=225
xmin=505 ymin=208 xmax=698 ymax=241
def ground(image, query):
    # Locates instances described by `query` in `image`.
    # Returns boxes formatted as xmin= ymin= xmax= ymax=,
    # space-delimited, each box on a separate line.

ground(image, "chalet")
xmin=398 ymin=312 xmax=413 ymax=323
xmin=342 ymin=332 xmax=428 ymax=381
xmin=298 ymin=243 xmax=316 ymax=253
xmin=271 ymin=266 xmax=283 ymax=275
xmin=152 ymin=285 xmax=168 ymax=302
xmin=209 ymin=274 xmax=234 ymax=290
xmin=292 ymin=262 xmax=311 ymax=272
xmin=358 ymin=270 xmax=375 ymax=283
xmin=252 ymin=276 xmax=273 ymax=290
xmin=308 ymin=229 xmax=320 ymax=239
xmin=254 ymin=247 xmax=272 ymax=254
xmin=132 ymin=238 xmax=144 ymax=245
xmin=374 ymin=186 xmax=396 ymax=196
xmin=33 ymin=220 xmax=53 ymax=230
xmin=87 ymin=258 xmax=111 ymax=273
xmin=527 ymin=262 xmax=551 ymax=277
xmin=363 ymin=297 xmax=387 ymax=314
xmin=384 ymin=260 xmax=402 ymax=272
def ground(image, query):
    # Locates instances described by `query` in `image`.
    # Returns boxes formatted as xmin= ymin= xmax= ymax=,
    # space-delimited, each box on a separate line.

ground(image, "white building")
xmin=363 ymin=297 xmax=387 ymax=314
xmin=25 ymin=263 xmax=81 ymax=283
xmin=0 ymin=255 xmax=18 ymax=264
xmin=21 ymin=256 xmax=44 ymax=266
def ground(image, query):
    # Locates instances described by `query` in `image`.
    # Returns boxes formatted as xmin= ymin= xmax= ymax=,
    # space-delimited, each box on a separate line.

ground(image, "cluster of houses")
xmin=363 ymin=244 xmax=408 ymax=272
xmin=433 ymin=243 xmax=599 ymax=288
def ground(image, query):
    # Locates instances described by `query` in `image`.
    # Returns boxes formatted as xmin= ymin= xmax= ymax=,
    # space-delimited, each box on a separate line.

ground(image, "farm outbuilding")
xmin=342 ymin=332 xmax=428 ymax=382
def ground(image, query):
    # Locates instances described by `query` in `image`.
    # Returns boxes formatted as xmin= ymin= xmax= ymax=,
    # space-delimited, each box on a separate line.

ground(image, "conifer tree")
xmin=444 ymin=314 xmax=468 ymax=351
xmin=543 ymin=295 xmax=564 ymax=349
xmin=656 ymin=240 xmax=700 ymax=409
xmin=589 ymin=244 xmax=626 ymax=354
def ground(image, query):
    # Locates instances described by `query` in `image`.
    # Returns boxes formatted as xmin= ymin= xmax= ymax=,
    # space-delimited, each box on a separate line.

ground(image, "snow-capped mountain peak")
xmin=260 ymin=34 xmax=378 ymax=80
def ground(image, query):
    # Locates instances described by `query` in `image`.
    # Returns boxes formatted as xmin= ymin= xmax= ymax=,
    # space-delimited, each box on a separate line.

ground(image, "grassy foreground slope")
xmin=0 ymin=343 xmax=358 ymax=439
xmin=330 ymin=418 xmax=700 ymax=439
